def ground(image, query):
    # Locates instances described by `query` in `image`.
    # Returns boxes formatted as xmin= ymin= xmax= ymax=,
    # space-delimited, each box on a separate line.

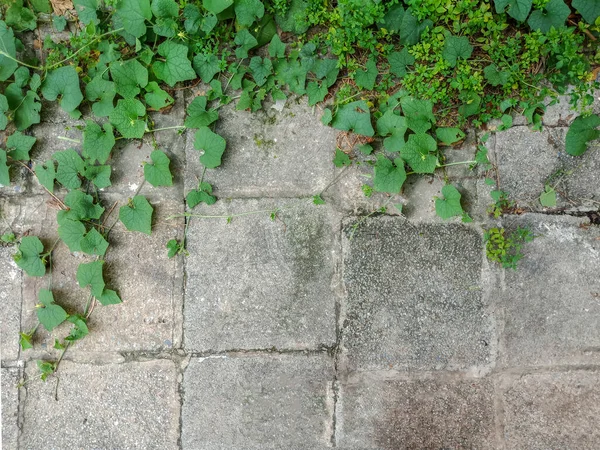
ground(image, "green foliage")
xmin=435 ymin=184 xmax=471 ymax=222
xmin=485 ymin=226 xmax=535 ymax=269
xmin=565 ymin=114 xmax=600 ymax=156
xmin=120 ymin=196 xmax=154 ymax=235
xmin=333 ymin=149 xmax=351 ymax=167
xmin=77 ymin=261 xmax=105 ymax=297
xmin=331 ymin=101 xmax=374 ymax=136
xmin=144 ymin=150 xmax=173 ymax=187
xmin=539 ymin=185 xmax=557 ymax=207
xmin=153 ymin=41 xmax=196 ymax=87
xmin=373 ymin=156 xmax=406 ymax=194
xmin=13 ymin=236 xmax=45 ymax=277
xmin=36 ymin=289 xmax=68 ymax=332
xmin=194 ymin=127 xmax=226 ymax=168
xmin=187 ymin=182 xmax=217 ymax=208
xmin=41 ymin=67 xmax=84 ymax=117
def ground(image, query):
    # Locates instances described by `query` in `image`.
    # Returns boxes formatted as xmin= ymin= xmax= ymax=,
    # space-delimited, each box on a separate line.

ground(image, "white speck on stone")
xmin=129 ymin=183 xmax=139 ymax=192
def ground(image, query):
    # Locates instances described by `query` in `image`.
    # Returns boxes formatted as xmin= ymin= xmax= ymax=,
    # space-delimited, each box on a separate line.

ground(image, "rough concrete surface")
xmin=2 ymin=367 xmax=21 ymax=449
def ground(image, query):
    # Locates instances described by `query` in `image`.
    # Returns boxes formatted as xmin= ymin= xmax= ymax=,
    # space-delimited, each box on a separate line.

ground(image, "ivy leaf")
xmin=5 ymin=2 xmax=37 ymax=32
xmin=19 ymin=332 xmax=33 ymax=350
xmin=399 ymin=9 xmax=432 ymax=45
xmin=435 ymin=184 xmax=465 ymax=220
xmin=306 ymin=81 xmax=328 ymax=106
xmin=97 ymin=289 xmax=122 ymax=306
xmin=84 ymin=165 xmax=112 ymax=189
xmin=332 ymin=148 xmax=351 ymax=167
xmin=373 ymin=156 xmax=407 ymax=194
xmin=6 ymin=131 xmax=36 ymax=161
xmin=13 ymin=236 xmax=45 ymax=277
xmin=376 ymin=110 xmax=408 ymax=152
xmin=313 ymin=58 xmax=339 ymax=88
xmin=0 ymin=94 xmax=8 ymax=130
xmin=34 ymin=160 xmax=56 ymax=193
xmin=402 ymin=133 xmax=438 ymax=174
xmin=110 ymin=59 xmax=148 ymax=99
xmin=65 ymin=315 xmax=89 ymax=342
xmin=401 ymin=97 xmax=435 ymax=133
xmin=381 ymin=3 xmax=405 ymax=32
xmin=153 ymin=41 xmax=196 ymax=87
xmin=144 ymin=150 xmax=173 ymax=187
xmin=144 ymin=81 xmax=174 ymax=110
xmin=249 ymin=56 xmax=272 ymax=87
xmin=57 ymin=211 xmax=86 ymax=252
xmin=151 ymin=0 xmax=178 ymax=17
xmin=31 ymin=0 xmax=52 ymax=13
xmin=234 ymin=0 xmax=264 ymax=27
xmin=572 ymin=0 xmax=600 ymax=24
xmin=73 ymin=0 xmax=99 ymax=25
xmin=527 ymin=0 xmax=569 ymax=32
xmin=77 ymin=261 xmax=105 ymax=297
xmin=539 ymin=185 xmax=557 ymax=207
xmin=0 ymin=20 xmax=18 ymax=81
xmin=80 ymin=228 xmax=109 ymax=256
xmin=388 ymin=48 xmax=415 ymax=78
xmin=331 ymin=101 xmax=374 ymax=137
xmin=0 ymin=151 xmax=8 ymax=186
xmin=494 ymin=0 xmax=533 ymax=22
xmin=268 ymin=34 xmax=286 ymax=58
xmin=36 ymin=289 xmax=68 ymax=332
xmin=186 ymin=182 xmax=217 ymax=208
xmin=120 ymin=195 xmax=154 ymax=235
xmin=458 ymin=91 xmax=482 ymax=118
xmin=83 ymin=121 xmax=115 ymax=164
xmin=115 ymin=0 xmax=152 ymax=38
xmin=185 ymin=96 xmax=219 ymax=128
xmin=442 ymin=35 xmax=473 ymax=68
xmin=194 ymin=127 xmax=226 ymax=168
xmin=41 ymin=66 xmax=84 ymax=116
xmin=12 ymin=90 xmax=42 ymax=131
xmin=565 ymin=114 xmax=600 ymax=156
xmin=110 ymin=99 xmax=146 ymax=139
xmin=192 ymin=53 xmax=221 ymax=83
xmin=54 ymin=149 xmax=85 ymax=189
xmin=234 ymin=29 xmax=258 ymax=59
xmin=483 ymin=64 xmax=510 ymax=86
xmin=63 ymin=190 xmax=105 ymax=221
xmin=354 ymin=58 xmax=378 ymax=91
xmin=435 ymin=128 xmax=465 ymax=145
xmin=203 ymin=0 xmax=233 ymax=15
xmin=312 ymin=194 xmax=325 ymax=205
xmin=85 ymin=75 xmax=116 ymax=117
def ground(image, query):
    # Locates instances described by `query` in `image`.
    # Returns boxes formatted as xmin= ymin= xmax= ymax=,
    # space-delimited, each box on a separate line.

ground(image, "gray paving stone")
xmin=500 ymin=371 xmax=600 ymax=449
xmin=496 ymin=214 xmax=600 ymax=368
xmin=341 ymin=217 xmax=491 ymax=372
xmin=2 ymin=367 xmax=21 ymax=449
xmin=336 ymin=372 xmax=497 ymax=449
xmin=0 ymin=244 xmax=22 ymax=362
xmin=184 ymin=198 xmax=339 ymax=351
xmin=182 ymin=354 xmax=335 ymax=449
xmin=185 ymin=97 xmax=337 ymax=198
xmin=21 ymin=360 xmax=180 ymax=449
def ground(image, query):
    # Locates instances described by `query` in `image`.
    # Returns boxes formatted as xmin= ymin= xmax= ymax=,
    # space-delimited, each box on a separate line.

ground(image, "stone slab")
xmin=336 ymin=372 xmax=497 ymax=449
xmin=21 ymin=360 xmax=180 ymax=449
xmin=496 ymin=214 xmax=600 ymax=368
xmin=185 ymin=97 xmax=337 ymax=198
xmin=182 ymin=354 xmax=335 ymax=449
xmin=184 ymin=198 xmax=339 ymax=351
xmin=499 ymin=371 xmax=600 ymax=449
xmin=341 ymin=217 xmax=491 ymax=372
xmin=0 ymin=244 xmax=23 ymax=362
xmin=2 ymin=367 xmax=21 ymax=449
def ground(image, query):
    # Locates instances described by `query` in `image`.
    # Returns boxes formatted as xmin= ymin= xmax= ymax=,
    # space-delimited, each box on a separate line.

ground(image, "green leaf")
xmin=354 ymin=58 xmax=377 ymax=91
xmin=13 ymin=236 xmax=45 ymax=277
xmin=144 ymin=81 xmax=174 ymax=110
xmin=331 ymin=101 xmax=374 ymax=137
xmin=0 ymin=151 xmax=8 ymax=186
xmin=77 ymin=261 xmax=105 ymax=297
xmin=268 ymin=34 xmax=286 ymax=58
xmin=186 ymin=182 xmax=217 ymax=208
xmin=321 ymin=108 xmax=332 ymax=126
xmin=388 ymin=48 xmax=415 ymax=78
xmin=373 ymin=156 xmax=407 ymax=194
xmin=399 ymin=9 xmax=432 ymax=45
xmin=435 ymin=185 xmax=465 ymax=219
xmin=0 ymin=94 xmax=8 ymax=130
xmin=376 ymin=110 xmax=408 ymax=152
xmin=402 ymin=133 xmax=438 ymax=174
xmin=54 ymin=149 xmax=85 ymax=190
xmin=442 ymin=35 xmax=473 ymax=68
xmin=333 ymin=149 xmax=351 ymax=168
xmin=6 ymin=131 xmax=36 ymax=161
xmin=494 ymin=0 xmax=533 ymax=22
xmin=73 ymin=0 xmax=99 ymax=25
xmin=572 ymin=0 xmax=600 ymax=24
xmin=192 ymin=53 xmax=221 ymax=83
xmin=234 ymin=29 xmax=258 ymax=58
xmin=528 ymin=0 xmax=569 ymax=31
xmin=37 ymin=360 xmax=56 ymax=380
xmin=63 ymin=190 xmax=105 ymax=221
xmin=31 ymin=0 xmax=52 ymax=13
xmin=85 ymin=75 xmax=116 ymax=117
xmin=306 ymin=81 xmax=328 ymax=106
xmin=1 ymin=232 xmax=16 ymax=243
xmin=144 ymin=150 xmax=173 ymax=187
xmin=0 ymin=21 xmax=18 ymax=81
xmin=19 ymin=332 xmax=33 ymax=350
xmin=498 ymin=114 xmax=513 ymax=131
xmin=12 ymin=90 xmax=42 ymax=131
xmin=53 ymin=15 xmax=67 ymax=31
xmin=539 ymin=185 xmax=557 ymax=207
xmin=153 ymin=41 xmax=196 ymax=87
xmin=249 ymin=56 xmax=272 ymax=87
xmin=458 ymin=91 xmax=481 ymax=118
xmin=120 ymin=195 xmax=154 ymax=235
xmin=194 ymin=127 xmax=226 ymax=168
xmin=313 ymin=58 xmax=339 ymax=88
xmin=110 ymin=98 xmax=146 ymax=139
xmin=80 ymin=228 xmax=109 ymax=256
xmin=312 ymin=194 xmax=325 ymax=205
xmin=110 ymin=59 xmax=148 ymax=99
xmin=83 ymin=121 xmax=115 ymax=164
xmin=234 ymin=0 xmax=264 ymax=26
xmin=115 ymin=0 xmax=152 ymax=37
xmin=36 ymin=289 xmax=68 ymax=332
xmin=565 ymin=114 xmax=600 ymax=156
xmin=97 ymin=289 xmax=122 ymax=306
xmin=5 ymin=2 xmax=37 ymax=32
xmin=41 ymin=66 xmax=84 ymax=116
xmin=401 ymin=97 xmax=435 ymax=133
xmin=483 ymin=64 xmax=510 ymax=86
xmin=65 ymin=315 xmax=89 ymax=341
xmin=358 ymin=144 xmax=373 ymax=155
xmin=83 ymin=165 xmax=112 ymax=189
xmin=151 ymin=0 xmax=178 ymax=17
xmin=435 ymin=127 xmax=465 ymax=145
xmin=57 ymin=212 xmax=86 ymax=252
xmin=185 ymin=96 xmax=219 ymax=128
xmin=203 ymin=0 xmax=233 ymax=15
xmin=34 ymin=160 xmax=56 ymax=193
xmin=275 ymin=0 xmax=309 ymax=34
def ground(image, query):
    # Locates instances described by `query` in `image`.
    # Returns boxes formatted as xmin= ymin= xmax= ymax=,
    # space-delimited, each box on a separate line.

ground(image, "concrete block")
xmin=2 ymin=367 xmax=21 ymax=449
xmin=0 ymin=245 xmax=23 ymax=362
